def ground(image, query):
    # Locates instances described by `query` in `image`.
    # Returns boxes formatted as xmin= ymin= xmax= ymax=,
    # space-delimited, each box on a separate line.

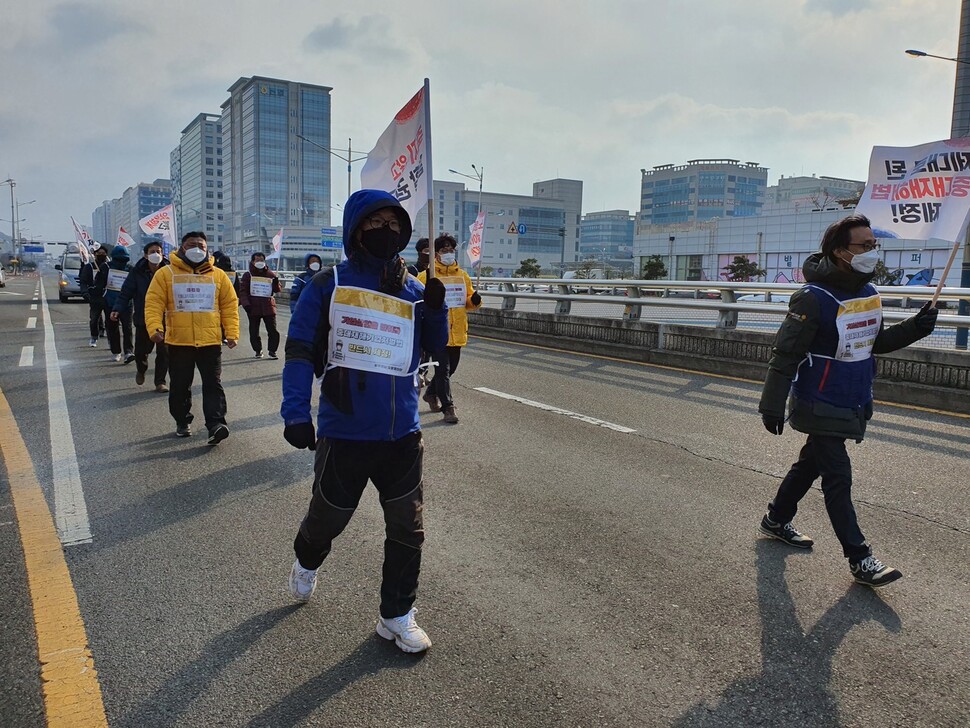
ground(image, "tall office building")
xmin=92 ymin=198 xmax=120 ymax=246
xmin=533 ymin=178 xmax=583 ymax=270
xmin=580 ymin=210 xmax=635 ymax=266
xmin=171 ymin=113 xmax=225 ymax=246
xmin=221 ymin=76 xmax=332 ymax=264
xmin=639 ymin=159 xmax=767 ymax=228
xmin=92 ymin=180 xmax=170 ymax=250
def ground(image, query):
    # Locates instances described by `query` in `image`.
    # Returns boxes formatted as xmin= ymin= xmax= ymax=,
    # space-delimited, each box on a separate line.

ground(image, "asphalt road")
xmin=1 ymin=272 xmax=968 ymax=727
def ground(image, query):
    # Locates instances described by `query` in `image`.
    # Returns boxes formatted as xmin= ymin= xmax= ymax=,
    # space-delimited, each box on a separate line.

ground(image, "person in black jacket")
xmin=112 ymin=241 xmax=170 ymax=391
xmin=103 ymin=245 xmax=134 ymax=363
xmin=79 ymin=246 xmax=108 ymax=347
xmin=758 ymin=214 xmax=937 ymax=589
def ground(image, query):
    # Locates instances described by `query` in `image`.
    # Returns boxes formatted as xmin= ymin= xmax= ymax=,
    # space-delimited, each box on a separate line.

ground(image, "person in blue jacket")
xmin=289 ymin=252 xmax=323 ymax=313
xmin=103 ymin=245 xmax=134 ymax=363
xmin=281 ymin=189 xmax=448 ymax=653
xmin=758 ymin=214 xmax=937 ymax=589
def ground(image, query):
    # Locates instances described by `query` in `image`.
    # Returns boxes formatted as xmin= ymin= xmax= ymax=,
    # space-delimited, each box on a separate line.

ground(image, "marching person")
xmin=103 ymin=245 xmax=134 ymax=364
xmin=144 ymin=231 xmax=239 ymax=444
xmin=281 ymin=189 xmax=449 ymax=653
xmin=289 ymin=253 xmax=323 ymax=313
xmin=213 ymin=250 xmax=240 ymax=296
xmin=79 ymin=245 xmax=108 ymax=347
xmin=758 ymin=214 xmax=938 ymax=588
xmin=407 ymin=237 xmax=430 ymax=276
xmin=112 ymin=241 xmax=169 ymax=392
xmin=239 ymin=251 xmax=282 ymax=359
xmin=417 ymin=234 xmax=482 ymax=424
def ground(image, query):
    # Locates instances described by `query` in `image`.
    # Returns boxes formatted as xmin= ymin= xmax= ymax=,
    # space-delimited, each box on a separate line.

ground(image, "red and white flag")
xmin=70 ymin=216 xmax=92 ymax=262
xmin=138 ymin=204 xmax=177 ymax=253
xmin=360 ymin=80 xmax=433 ymax=227
xmin=267 ymin=228 xmax=284 ymax=259
xmin=467 ymin=210 xmax=486 ymax=267
xmin=117 ymin=226 xmax=136 ymax=248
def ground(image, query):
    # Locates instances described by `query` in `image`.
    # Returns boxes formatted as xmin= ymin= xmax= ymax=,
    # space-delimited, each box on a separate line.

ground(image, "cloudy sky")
xmin=0 ymin=0 xmax=961 ymax=243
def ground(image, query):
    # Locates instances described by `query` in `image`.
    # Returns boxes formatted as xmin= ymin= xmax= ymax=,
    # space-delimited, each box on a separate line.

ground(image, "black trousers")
xmin=104 ymin=302 xmax=133 ymax=356
xmin=248 ymin=312 xmax=280 ymax=355
xmin=768 ymin=435 xmax=871 ymax=562
xmin=166 ymin=345 xmax=226 ymax=431
xmin=428 ymin=346 xmax=462 ymax=408
xmin=134 ymin=324 xmax=168 ymax=386
xmin=294 ymin=432 xmax=425 ymax=618
xmin=88 ymin=298 xmax=105 ymax=339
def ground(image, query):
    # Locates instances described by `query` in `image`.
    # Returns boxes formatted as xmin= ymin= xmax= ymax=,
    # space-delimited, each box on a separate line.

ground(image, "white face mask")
xmin=309 ymin=262 xmax=321 ymax=271
xmin=439 ymin=252 xmax=456 ymax=266
xmin=147 ymin=252 xmax=163 ymax=265
xmin=184 ymin=247 xmax=207 ymax=264
xmin=846 ymin=249 xmax=880 ymax=274
xmin=253 ymin=260 xmax=267 ymax=269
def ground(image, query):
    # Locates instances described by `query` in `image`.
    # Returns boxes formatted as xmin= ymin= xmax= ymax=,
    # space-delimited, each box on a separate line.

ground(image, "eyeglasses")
xmin=847 ymin=242 xmax=880 ymax=252
xmin=364 ymin=215 xmax=401 ymax=232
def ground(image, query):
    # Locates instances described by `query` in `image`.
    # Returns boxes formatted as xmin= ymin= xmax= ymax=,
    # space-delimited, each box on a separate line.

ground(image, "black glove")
xmin=914 ymin=301 xmax=938 ymax=335
xmin=283 ymin=422 xmax=316 ymax=450
xmin=423 ymin=277 xmax=446 ymax=310
xmin=470 ymin=291 xmax=482 ymax=306
xmin=762 ymin=414 xmax=784 ymax=436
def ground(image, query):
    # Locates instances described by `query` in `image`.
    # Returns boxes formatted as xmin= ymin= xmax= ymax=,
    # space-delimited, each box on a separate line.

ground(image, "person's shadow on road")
xmin=673 ymin=540 xmax=901 ymax=727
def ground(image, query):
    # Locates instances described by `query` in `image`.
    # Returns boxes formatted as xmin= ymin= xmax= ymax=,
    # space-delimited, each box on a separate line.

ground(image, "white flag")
xmin=267 ymin=228 xmax=284 ymax=259
xmin=70 ymin=216 xmax=92 ymax=262
xmin=117 ymin=226 xmax=136 ymax=248
xmin=360 ymin=80 xmax=433 ymax=227
xmin=138 ymin=203 xmax=178 ymax=253
xmin=855 ymin=138 xmax=970 ymax=242
xmin=467 ymin=210 xmax=486 ymax=267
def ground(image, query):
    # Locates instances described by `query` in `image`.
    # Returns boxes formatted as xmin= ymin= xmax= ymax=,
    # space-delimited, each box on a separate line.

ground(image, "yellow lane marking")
xmin=0 ymin=387 xmax=108 ymax=727
xmin=470 ymin=334 xmax=970 ymax=421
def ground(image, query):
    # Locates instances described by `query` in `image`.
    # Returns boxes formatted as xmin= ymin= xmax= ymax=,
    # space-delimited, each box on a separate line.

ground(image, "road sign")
xmin=517 ymin=224 xmax=527 ymax=235
xmin=507 ymin=223 xmax=517 ymax=234
xmin=321 ymin=227 xmax=338 ymax=236
xmin=321 ymin=239 xmax=342 ymax=249
xmin=23 ymin=245 xmax=44 ymax=253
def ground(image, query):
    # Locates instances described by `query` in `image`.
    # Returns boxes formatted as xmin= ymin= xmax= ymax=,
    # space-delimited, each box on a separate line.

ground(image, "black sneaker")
xmin=123 ymin=352 xmax=136 ymax=364
xmin=207 ymin=424 xmax=230 ymax=446
xmin=175 ymin=424 xmax=191 ymax=438
xmin=254 ymin=352 xmax=264 ymax=359
xmin=268 ymin=351 xmax=279 ymax=360
xmin=850 ymin=555 xmax=902 ymax=588
xmin=759 ymin=514 xmax=814 ymax=549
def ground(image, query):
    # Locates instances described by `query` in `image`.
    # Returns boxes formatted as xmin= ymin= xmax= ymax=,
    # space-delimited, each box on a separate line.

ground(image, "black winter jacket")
xmin=113 ymin=256 xmax=170 ymax=327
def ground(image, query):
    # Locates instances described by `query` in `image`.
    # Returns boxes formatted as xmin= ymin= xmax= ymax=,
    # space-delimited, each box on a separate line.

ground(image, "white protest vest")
xmin=172 ymin=274 xmax=217 ymax=313
xmin=249 ymin=277 xmax=273 ymax=298
xmin=327 ymin=268 xmax=417 ymax=376
xmin=807 ymin=285 xmax=882 ymax=362
xmin=439 ymin=275 xmax=467 ymax=309
xmin=106 ymin=269 xmax=128 ymax=292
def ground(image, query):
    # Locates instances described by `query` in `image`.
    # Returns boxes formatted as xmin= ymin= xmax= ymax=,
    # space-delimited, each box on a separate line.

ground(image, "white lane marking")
xmin=30 ymin=303 xmax=37 ymax=311
xmin=474 ymin=386 xmax=637 ymax=434
xmin=26 ymin=317 xmax=37 ymax=329
xmin=0 ymin=290 xmax=26 ymax=296
xmin=39 ymin=279 xmax=93 ymax=545
xmin=19 ymin=346 xmax=34 ymax=367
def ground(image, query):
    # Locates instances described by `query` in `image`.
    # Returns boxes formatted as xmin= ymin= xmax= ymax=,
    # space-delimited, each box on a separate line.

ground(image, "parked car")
xmin=55 ymin=253 xmax=86 ymax=302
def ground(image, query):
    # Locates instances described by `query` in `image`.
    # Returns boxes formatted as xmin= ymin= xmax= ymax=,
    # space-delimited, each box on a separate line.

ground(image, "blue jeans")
xmin=768 ymin=435 xmax=871 ymax=562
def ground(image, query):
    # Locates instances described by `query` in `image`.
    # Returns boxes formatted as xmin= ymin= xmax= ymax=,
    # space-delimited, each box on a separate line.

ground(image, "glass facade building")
xmin=580 ymin=210 xmax=635 ymax=264
xmin=221 ymin=76 xmax=332 ymax=263
xmin=171 ymin=113 xmax=224 ymax=245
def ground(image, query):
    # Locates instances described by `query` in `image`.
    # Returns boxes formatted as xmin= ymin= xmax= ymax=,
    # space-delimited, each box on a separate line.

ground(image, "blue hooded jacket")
xmin=289 ymin=251 xmax=325 ymax=313
xmin=280 ymin=190 xmax=449 ymax=441
xmin=103 ymin=246 xmax=131 ymax=309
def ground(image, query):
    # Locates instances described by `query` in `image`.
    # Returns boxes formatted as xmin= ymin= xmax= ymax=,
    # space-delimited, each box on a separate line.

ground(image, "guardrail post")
xmin=501 ymin=282 xmax=516 ymax=311
xmin=555 ymin=284 xmax=571 ymax=315
xmin=622 ymin=285 xmax=642 ymax=320
xmin=718 ymin=290 xmax=738 ymax=329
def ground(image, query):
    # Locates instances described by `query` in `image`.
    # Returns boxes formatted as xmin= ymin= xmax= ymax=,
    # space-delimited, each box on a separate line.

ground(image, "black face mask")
xmin=359 ymin=226 xmax=401 ymax=261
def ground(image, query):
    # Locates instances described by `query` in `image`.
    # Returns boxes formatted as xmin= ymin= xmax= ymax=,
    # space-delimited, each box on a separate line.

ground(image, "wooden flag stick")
xmin=931 ymin=238 xmax=962 ymax=307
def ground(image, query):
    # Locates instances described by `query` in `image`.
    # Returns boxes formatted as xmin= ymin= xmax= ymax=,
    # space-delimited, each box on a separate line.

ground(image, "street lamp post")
xmin=1 ymin=178 xmax=15 ymax=256
xmin=296 ymin=135 xmax=368 ymax=201
xmin=907 ymin=44 xmax=970 ymax=347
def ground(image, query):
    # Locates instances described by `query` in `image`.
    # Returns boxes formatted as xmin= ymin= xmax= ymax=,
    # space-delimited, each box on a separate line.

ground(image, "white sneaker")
xmin=88 ymin=338 xmax=97 ymax=348
xmin=376 ymin=608 xmax=432 ymax=653
xmin=112 ymin=353 xmax=122 ymax=362
xmin=288 ymin=560 xmax=317 ymax=602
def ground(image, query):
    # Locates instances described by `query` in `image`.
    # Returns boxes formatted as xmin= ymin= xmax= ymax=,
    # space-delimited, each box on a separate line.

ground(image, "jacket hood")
xmin=304 ymin=252 xmax=323 ymax=270
xmin=802 ymin=252 xmax=874 ymax=292
xmin=342 ymin=189 xmax=412 ymax=259
xmin=109 ymin=246 xmax=130 ymax=269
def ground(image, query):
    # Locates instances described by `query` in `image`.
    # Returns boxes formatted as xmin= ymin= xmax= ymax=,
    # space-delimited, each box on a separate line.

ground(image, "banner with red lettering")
xmin=70 ymin=216 xmax=92 ymax=263
xmin=467 ymin=210 xmax=486 ymax=267
xmin=138 ymin=204 xmax=178 ymax=253
xmin=359 ymin=81 xmax=433 ymax=227
xmin=117 ymin=226 xmax=136 ymax=248
xmin=855 ymin=138 xmax=970 ymax=242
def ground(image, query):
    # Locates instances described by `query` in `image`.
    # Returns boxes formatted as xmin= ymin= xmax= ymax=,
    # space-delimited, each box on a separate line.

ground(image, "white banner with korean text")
xmin=855 ymin=138 xmax=970 ymax=242
xmin=467 ymin=210 xmax=486 ymax=267
xmin=359 ymin=82 xmax=433 ymax=227
xmin=139 ymin=204 xmax=178 ymax=254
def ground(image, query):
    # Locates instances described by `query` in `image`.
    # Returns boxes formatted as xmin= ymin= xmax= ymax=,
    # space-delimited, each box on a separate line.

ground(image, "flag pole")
xmin=931 ymin=238 xmax=961 ymax=307
xmin=423 ymin=78 xmax=435 ymax=281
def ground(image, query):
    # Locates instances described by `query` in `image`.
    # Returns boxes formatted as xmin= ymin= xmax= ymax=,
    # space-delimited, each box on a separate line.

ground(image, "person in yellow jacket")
xmin=417 ymin=234 xmax=482 ymax=423
xmin=144 ymin=231 xmax=240 ymax=444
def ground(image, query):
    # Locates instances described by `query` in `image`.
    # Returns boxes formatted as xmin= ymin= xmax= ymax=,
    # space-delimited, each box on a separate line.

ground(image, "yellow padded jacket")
xmin=144 ymin=252 xmax=240 ymax=347
xmin=418 ymin=260 xmax=481 ymax=347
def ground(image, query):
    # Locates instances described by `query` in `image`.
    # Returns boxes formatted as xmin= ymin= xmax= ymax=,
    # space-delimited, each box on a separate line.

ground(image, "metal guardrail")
xmin=476 ymin=277 xmax=970 ymax=332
